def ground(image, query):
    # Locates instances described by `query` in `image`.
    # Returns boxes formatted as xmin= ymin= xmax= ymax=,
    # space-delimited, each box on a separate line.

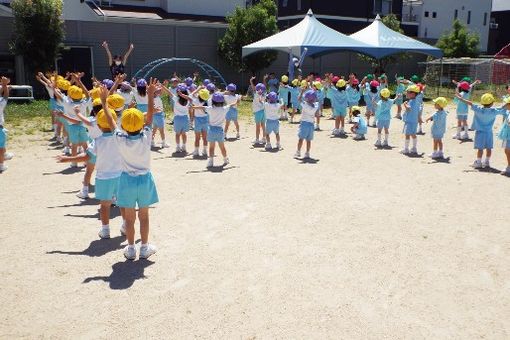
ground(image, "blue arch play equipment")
xmin=133 ymin=58 xmax=228 ymax=88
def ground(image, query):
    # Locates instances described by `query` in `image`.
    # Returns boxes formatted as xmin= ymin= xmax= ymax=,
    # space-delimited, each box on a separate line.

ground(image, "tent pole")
xmin=438 ymin=57 xmax=443 ymax=97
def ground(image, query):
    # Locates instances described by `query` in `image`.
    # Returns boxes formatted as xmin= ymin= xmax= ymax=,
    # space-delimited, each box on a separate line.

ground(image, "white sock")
xmin=404 ymin=139 xmax=410 ymax=149
xmin=194 ymin=147 xmax=199 ymax=152
xmin=82 ymin=185 xmax=89 ymax=193
xmin=464 ymin=126 xmax=469 ymax=133
xmin=102 ymin=224 xmax=109 ymax=229
xmin=457 ymin=127 xmax=461 ymax=134
xmin=377 ymin=133 xmax=381 ymax=141
xmin=485 ymin=157 xmax=491 ymax=162
xmin=385 ymin=133 xmax=389 ymax=142
xmin=477 ymin=157 xmax=482 ymax=162
xmin=141 ymin=243 xmax=147 ymax=248
xmin=412 ymin=138 xmax=417 ymax=149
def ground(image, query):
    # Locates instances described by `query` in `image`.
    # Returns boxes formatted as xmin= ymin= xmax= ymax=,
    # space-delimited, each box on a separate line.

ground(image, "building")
xmin=402 ymin=0 xmax=493 ymax=52
xmin=488 ymin=0 xmax=510 ymax=55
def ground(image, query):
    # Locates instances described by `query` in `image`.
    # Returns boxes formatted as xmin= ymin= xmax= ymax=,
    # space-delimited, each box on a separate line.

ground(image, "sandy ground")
xmin=0 ymin=103 xmax=509 ymax=339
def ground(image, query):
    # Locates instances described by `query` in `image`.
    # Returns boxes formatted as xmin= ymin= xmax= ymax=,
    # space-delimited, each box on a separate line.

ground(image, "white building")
xmin=403 ymin=0 xmax=493 ymax=52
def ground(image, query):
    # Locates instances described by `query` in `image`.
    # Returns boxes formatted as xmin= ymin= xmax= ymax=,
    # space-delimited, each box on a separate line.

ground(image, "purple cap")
xmin=255 ymin=83 xmax=266 ymax=93
xmin=136 ymin=78 xmax=147 ymax=87
xmin=304 ymin=89 xmax=317 ymax=102
xmin=120 ymin=81 xmax=132 ymax=91
xmin=226 ymin=83 xmax=237 ymax=92
xmin=102 ymin=79 xmax=114 ymax=89
xmin=212 ymin=92 xmax=225 ymax=103
xmin=176 ymin=83 xmax=187 ymax=93
xmin=267 ymin=91 xmax=278 ymax=103
xmin=184 ymin=77 xmax=193 ymax=86
xmin=203 ymin=79 xmax=211 ymax=86
xmin=188 ymin=84 xmax=197 ymax=92
xmin=206 ymin=83 xmax=216 ymax=92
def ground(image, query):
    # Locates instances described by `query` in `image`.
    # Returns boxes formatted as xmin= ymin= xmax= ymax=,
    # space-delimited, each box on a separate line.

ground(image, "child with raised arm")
xmin=161 ymin=83 xmax=190 ymax=153
xmin=102 ymin=79 xmax=159 ymax=260
xmin=294 ymin=89 xmax=319 ymax=159
xmin=401 ymin=85 xmax=422 ymax=155
xmin=250 ymin=77 xmax=267 ymax=145
xmin=456 ymin=92 xmax=506 ymax=169
xmin=263 ymin=92 xmax=283 ymax=150
xmin=374 ymin=88 xmax=394 ymax=146
xmin=224 ymin=83 xmax=241 ymax=139
xmin=426 ymin=97 xmax=448 ymax=159
xmin=0 ymin=76 xmax=12 ymax=172
xmin=452 ymin=79 xmax=481 ymax=140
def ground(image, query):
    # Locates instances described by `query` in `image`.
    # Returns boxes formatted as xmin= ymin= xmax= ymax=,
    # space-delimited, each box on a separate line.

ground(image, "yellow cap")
xmin=58 ymin=79 xmax=71 ymax=91
xmin=480 ymin=93 xmax=495 ymax=105
xmin=351 ymin=105 xmax=361 ymax=113
xmin=406 ymin=85 xmax=420 ymax=93
xmin=56 ymin=75 xmax=64 ymax=82
xmin=336 ymin=79 xmax=346 ymax=88
xmin=291 ymin=79 xmax=299 ymax=86
xmin=281 ymin=75 xmax=289 ymax=83
xmin=89 ymin=87 xmax=100 ymax=100
xmin=96 ymin=109 xmax=117 ymax=130
xmin=198 ymin=89 xmax=210 ymax=101
xmin=300 ymin=80 xmax=308 ymax=88
xmin=380 ymin=88 xmax=391 ymax=98
xmin=68 ymin=85 xmax=84 ymax=100
xmin=92 ymin=98 xmax=102 ymax=107
xmin=433 ymin=97 xmax=448 ymax=108
xmin=121 ymin=108 xmax=144 ymax=132
xmin=107 ymin=94 xmax=125 ymax=111
xmin=313 ymin=81 xmax=323 ymax=90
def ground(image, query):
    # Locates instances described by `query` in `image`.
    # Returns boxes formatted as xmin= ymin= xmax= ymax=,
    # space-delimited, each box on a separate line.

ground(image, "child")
xmin=401 ymin=85 xmax=422 ymax=155
xmin=133 ymin=79 xmax=148 ymax=112
xmin=192 ymin=92 xmax=234 ymax=167
xmin=347 ymin=78 xmax=361 ymax=122
xmin=497 ymin=97 xmax=510 ymax=174
xmin=313 ymin=81 xmax=325 ymax=124
xmin=456 ymin=93 xmax=506 ymax=169
xmin=289 ymin=79 xmax=300 ymax=123
xmin=102 ymin=80 xmax=159 ymax=260
xmin=328 ymin=79 xmax=348 ymax=136
xmin=426 ymin=97 xmax=448 ymax=159
xmin=151 ymin=87 xmax=170 ymax=148
xmin=351 ymin=106 xmax=367 ymax=140
xmin=191 ymin=88 xmax=210 ymax=157
xmin=224 ymin=83 xmax=241 ymax=139
xmin=263 ymin=92 xmax=283 ymax=150
xmin=452 ymin=79 xmax=481 ymax=140
xmin=374 ymin=88 xmax=394 ymax=147
xmin=416 ymin=83 xmax=426 ymax=134
xmin=378 ymin=74 xmax=388 ymax=89
xmin=278 ymin=75 xmax=290 ymax=120
xmin=117 ymin=81 xmax=134 ymax=110
xmin=394 ymin=76 xmax=406 ymax=119
xmin=0 ymin=77 xmax=13 ymax=172
xmin=35 ymin=72 xmax=59 ymax=138
xmin=250 ymin=77 xmax=266 ymax=145
xmin=161 ymin=83 xmax=190 ymax=153
xmin=294 ymin=89 xmax=319 ymax=159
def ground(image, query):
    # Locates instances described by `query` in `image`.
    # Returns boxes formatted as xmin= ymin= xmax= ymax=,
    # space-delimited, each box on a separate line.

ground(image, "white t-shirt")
xmin=133 ymin=92 xmax=148 ymax=105
xmin=114 ymin=126 xmax=152 ymax=176
xmin=92 ymin=133 xmax=123 ymax=179
xmin=252 ymin=93 xmax=264 ymax=112
xmin=0 ymin=97 xmax=6 ymax=126
xmin=60 ymin=96 xmax=91 ymax=125
xmin=87 ymin=118 xmax=102 ymax=139
xmin=153 ymin=96 xmax=164 ymax=112
xmin=206 ymin=106 xmax=229 ymax=127
xmin=300 ymin=102 xmax=318 ymax=123
xmin=192 ymin=96 xmax=207 ymax=118
xmin=225 ymin=94 xmax=240 ymax=108
xmin=45 ymin=85 xmax=55 ymax=98
xmin=117 ymin=90 xmax=134 ymax=107
xmin=172 ymin=97 xmax=189 ymax=116
xmin=264 ymin=102 xmax=280 ymax=120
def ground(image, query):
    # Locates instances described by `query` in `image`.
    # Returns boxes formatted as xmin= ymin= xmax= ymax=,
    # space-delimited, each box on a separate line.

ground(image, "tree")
xmin=9 ymin=0 xmax=65 ymax=73
xmin=436 ymin=19 xmax=480 ymax=58
xmin=358 ymin=14 xmax=409 ymax=74
xmin=218 ymin=0 xmax=278 ymax=75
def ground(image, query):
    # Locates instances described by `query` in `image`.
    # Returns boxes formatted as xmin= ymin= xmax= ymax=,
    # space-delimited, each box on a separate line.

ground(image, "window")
xmin=424 ymin=11 xmax=429 ymax=17
xmin=281 ymin=0 xmax=288 ymax=7
xmin=374 ymin=0 xmax=392 ymax=15
xmin=432 ymin=12 xmax=437 ymax=18
xmin=484 ymin=12 xmax=487 ymax=26
xmin=454 ymin=9 xmax=458 ymax=19
xmin=467 ymin=10 xmax=471 ymax=24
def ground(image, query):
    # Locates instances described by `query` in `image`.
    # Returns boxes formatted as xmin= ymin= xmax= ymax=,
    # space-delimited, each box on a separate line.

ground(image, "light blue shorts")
xmin=86 ymin=149 xmax=96 ymax=165
xmin=348 ymin=101 xmax=359 ymax=108
xmin=152 ymin=112 xmax=165 ymax=128
xmin=194 ymin=116 xmax=208 ymax=133
xmin=266 ymin=119 xmax=280 ymax=134
xmin=137 ymin=104 xmax=148 ymax=113
xmin=333 ymin=106 xmax=347 ymax=117
xmin=474 ymin=130 xmax=493 ymax=150
xmin=95 ymin=177 xmax=120 ymax=201
xmin=174 ymin=115 xmax=190 ymax=133
xmin=298 ymin=121 xmax=314 ymax=141
xmin=280 ymin=95 xmax=289 ymax=106
xmin=377 ymin=119 xmax=390 ymax=129
xmin=0 ymin=128 xmax=6 ymax=148
xmin=432 ymin=133 xmax=445 ymax=140
xmin=207 ymin=125 xmax=225 ymax=142
xmin=117 ymin=172 xmax=159 ymax=208
xmin=403 ymin=122 xmax=418 ymax=136
xmin=254 ymin=110 xmax=265 ymax=124
xmin=291 ymin=100 xmax=299 ymax=109
xmin=226 ymin=108 xmax=238 ymax=121
xmin=68 ymin=124 xmax=89 ymax=144
xmin=456 ymin=114 xmax=468 ymax=121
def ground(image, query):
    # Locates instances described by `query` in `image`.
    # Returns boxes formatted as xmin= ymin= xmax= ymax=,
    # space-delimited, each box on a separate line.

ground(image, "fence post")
xmin=438 ymin=57 xmax=443 ymax=97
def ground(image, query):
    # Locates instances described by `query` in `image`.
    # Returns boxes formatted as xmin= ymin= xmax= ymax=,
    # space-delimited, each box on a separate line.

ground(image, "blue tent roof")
xmin=350 ymin=15 xmax=443 ymax=59
xmin=242 ymin=10 xmax=379 ymax=58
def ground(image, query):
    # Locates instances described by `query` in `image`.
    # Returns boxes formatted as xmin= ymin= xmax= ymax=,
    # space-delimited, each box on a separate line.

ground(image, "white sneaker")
xmin=207 ymin=158 xmax=214 ymax=168
xmin=161 ymin=141 xmax=170 ymax=148
xmin=410 ymin=147 xmax=418 ymax=154
xmin=181 ymin=145 xmax=187 ymax=154
xmin=304 ymin=152 xmax=310 ymax=159
xmin=430 ymin=151 xmax=438 ymax=158
xmin=63 ymin=146 xmax=70 ymax=155
xmin=201 ymin=149 xmax=208 ymax=157
xmin=192 ymin=149 xmax=199 ymax=157
xmin=175 ymin=146 xmax=181 ymax=153
xmin=502 ymin=166 xmax=510 ymax=175
xmin=252 ymin=139 xmax=259 ymax=146
xmin=261 ymin=138 xmax=266 ymax=144
xmin=483 ymin=160 xmax=490 ymax=168
xmin=0 ymin=164 xmax=7 ymax=172
xmin=294 ymin=151 xmax=301 ymax=159
xmin=436 ymin=151 xmax=444 ymax=159
xmin=331 ymin=128 xmax=338 ymax=136
xmin=452 ymin=133 xmax=460 ymax=139
xmin=139 ymin=244 xmax=157 ymax=259
xmin=400 ymin=148 xmax=410 ymax=155
xmin=223 ymin=157 xmax=230 ymax=166
xmin=151 ymin=140 xmax=156 ymax=147
xmin=76 ymin=188 xmax=89 ymax=199
xmin=276 ymin=143 xmax=281 ymax=150
xmin=98 ymin=226 xmax=111 ymax=239
xmin=382 ymin=140 xmax=388 ymax=147
xmin=4 ymin=152 xmax=14 ymax=160
xmin=462 ymin=133 xmax=469 ymax=140
xmin=265 ymin=142 xmax=272 ymax=150
xmin=124 ymin=245 xmax=136 ymax=260
xmin=374 ymin=140 xmax=382 ymax=147
xmin=236 ymin=133 xmax=240 ymax=140
xmin=472 ymin=160 xmax=483 ymax=169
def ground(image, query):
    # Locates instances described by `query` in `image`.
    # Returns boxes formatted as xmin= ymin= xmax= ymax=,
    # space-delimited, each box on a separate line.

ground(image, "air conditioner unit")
xmin=490 ymin=23 xmax=499 ymax=29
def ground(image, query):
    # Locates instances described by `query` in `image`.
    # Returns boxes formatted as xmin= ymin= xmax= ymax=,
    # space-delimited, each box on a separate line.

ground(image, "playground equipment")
xmin=133 ymin=58 xmax=227 ymax=88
